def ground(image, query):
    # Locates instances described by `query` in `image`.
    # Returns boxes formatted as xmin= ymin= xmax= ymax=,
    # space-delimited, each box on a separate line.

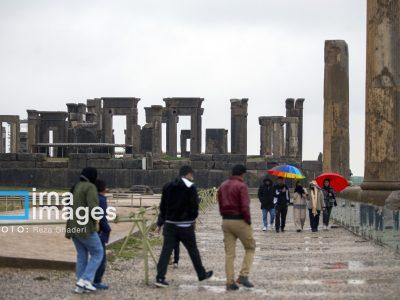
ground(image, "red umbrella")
xmin=316 ymin=172 xmax=349 ymax=192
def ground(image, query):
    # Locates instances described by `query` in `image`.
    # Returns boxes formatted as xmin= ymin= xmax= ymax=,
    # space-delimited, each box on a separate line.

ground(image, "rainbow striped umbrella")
xmin=267 ymin=164 xmax=305 ymax=179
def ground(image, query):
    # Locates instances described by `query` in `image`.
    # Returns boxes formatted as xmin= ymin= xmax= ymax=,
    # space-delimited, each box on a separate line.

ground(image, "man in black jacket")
xmin=273 ymin=177 xmax=290 ymax=233
xmin=155 ymin=166 xmax=213 ymax=287
xmin=258 ymin=177 xmax=275 ymax=231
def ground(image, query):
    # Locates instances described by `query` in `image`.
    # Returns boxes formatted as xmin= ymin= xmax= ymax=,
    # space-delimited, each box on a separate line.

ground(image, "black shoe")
xmin=296 ymin=229 xmax=301 ymax=233
xmin=199 ymin=270 xmax=213 ymax=281
xmin=236 ymin=276 xmax=254 ymax=288
xmin=276 ymin=228 xmax=280 ymax=233
xmin=281 ymin=228 xmax=285 ymax=232
xmin=226 ymin=282 xmax=240 ymax=291
xmin=155 ymin=278 xmax=169 ymax=288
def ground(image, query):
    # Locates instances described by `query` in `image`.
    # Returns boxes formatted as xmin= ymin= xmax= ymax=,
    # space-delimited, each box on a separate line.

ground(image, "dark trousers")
xmin=173 ymin=242 xmax=180 ymax=263
xmin=94 ymin=242 xmax=106 ymax=284
xmin=309 ymin=209 xmax=321 ymax=232
xmin=156 ymin=223 xmax=206 ymax=280
xmin=323 ymin=206 xmax=333 ymax=226
xmin=275 ymin=206 xmax=288 ymax=231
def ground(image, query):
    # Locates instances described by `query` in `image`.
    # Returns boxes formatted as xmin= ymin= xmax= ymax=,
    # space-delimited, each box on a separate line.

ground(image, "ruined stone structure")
xmin=163 ymin=97 xmax=204 ymax=157
xmin=259 ymin=114 xmax=300 ymax=159
xmin=180 ymin=130 xmax=191 ymax=158
xmin=102 ymin=97 xmax=141 ymax=154
xmin=361 ymin=0 xmax=400 ymax=193
xmin=230 ymin=98 xmax=248 ymax=155
xmin=0 ymin=115 xmax=20 ymax=153
xmin=141 ymin=105 xmax=163 ymax=157
xmin=323 ymin=40 xmax=350 ymax=178
xmin=205 ymin=129 xmax=228 ymax=154
xmin=285 ymin=98 xmax=304 ymax=160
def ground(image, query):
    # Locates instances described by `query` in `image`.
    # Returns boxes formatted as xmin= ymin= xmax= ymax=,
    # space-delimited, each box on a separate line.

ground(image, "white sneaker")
xmin=76 ymin=278 xmax=96 ymax=292
xmin=173 ymin=262 xmax=179 ymax=269
xmin=262 ymin=226 xmax=267 ymax=231
xmin=74 ymin=287 xmax=84 ymax=294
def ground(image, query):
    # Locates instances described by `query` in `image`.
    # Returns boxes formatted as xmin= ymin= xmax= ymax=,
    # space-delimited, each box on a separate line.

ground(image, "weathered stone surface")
xmin=189 ymin=154 xmax=213 ymax=161
xmin=230 ymin=98 xmax=248 ymax=155
xmin=361 ymin=0 xmax=400 ymax=192
xmin=0 ymin=161 xmax=35 ymax=168
xmin=86 ymin=153 xmax=111 ymax=160
xmin=17 ymin=153 xmax=46 ymax=161
xmin=36 ymin=161 xmax=68 ymax=168
xmin=0 ymin=153 xmax=17 ymax=161
xmin=228 ymin=154 xmax=247 ymax=163
xmin=68 ymin=158 xmax=87 ymax=169
xmin=205 ymin=129 xmax=228 ymax=154
xmin=212 ymin=154 xmax=230 ymax=161
xmin=191 ymin=161 xmax=207 ymax=169
xmin=323 ymin=40 xmax=350 ymax=178
xmin=87 ymin=159 xmax=123 ymax=169
xmin=122 ymin=159 xmax=142 ymax=169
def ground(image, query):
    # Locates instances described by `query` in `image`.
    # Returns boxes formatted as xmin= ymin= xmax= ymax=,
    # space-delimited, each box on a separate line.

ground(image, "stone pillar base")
xmin=360 ymin=181 xmax=400 ymax=191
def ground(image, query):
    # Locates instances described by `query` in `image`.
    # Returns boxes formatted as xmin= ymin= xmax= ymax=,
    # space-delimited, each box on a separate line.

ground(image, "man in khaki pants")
xmin=217 ymin=164 xmax=256 ymax=290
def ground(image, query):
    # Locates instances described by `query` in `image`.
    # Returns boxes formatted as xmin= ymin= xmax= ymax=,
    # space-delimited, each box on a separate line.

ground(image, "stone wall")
xmin=0 ymin=153 xmax=321 ymax=189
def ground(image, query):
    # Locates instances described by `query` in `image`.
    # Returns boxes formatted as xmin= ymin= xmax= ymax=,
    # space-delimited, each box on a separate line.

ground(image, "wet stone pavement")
xmin=1 ymin=200 xmax=400 ymax=299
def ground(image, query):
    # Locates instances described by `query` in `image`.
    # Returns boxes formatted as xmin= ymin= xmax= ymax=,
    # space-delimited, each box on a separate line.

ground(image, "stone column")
xmin=230 ymin=98 xmax=248 ymax=154
xmin=190 ymin=108 xmax=203 ymax=154
xmin=150 ymin=106 xmax=163 ymax=157
xmin=259 ymin=117 xmax=273 ymax=156
xmin=180 ymin=130 xmax=191 ymax=157
xmin=285 ymin=99 xmax=295 ymax=157
xmin=271 ymin=117 xmax=284 ymax=157
xmin=0 ymin=125 xmax=4 ymax=153
xmin=102 ymin=109 xmax=113 ymax=144
xmin=323 ymin=40 xmax=350 ymax=178
xmin=166 ymin=108 xmax=178 ymax=157
xmin=206 ymin=129 xmax=228 ymax=154
xmin=286 ymin=98 xmax=304 ymax=160
xmin=285 ymin=117 xmax=299 ymax=158
xmin=27 ymin=110 xmax=39 ymax=153
xmin=361 ymin=0 xmax=400 ymax=191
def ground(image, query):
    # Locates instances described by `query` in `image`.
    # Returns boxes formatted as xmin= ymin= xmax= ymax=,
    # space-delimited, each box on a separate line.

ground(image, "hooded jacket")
xmin=273 ymin=183 xmax=290 ymax=208
xmin=258 ymin=180 xmax=274 ymax=210
xmin=157 ymin=177 xmax=200 ymax=227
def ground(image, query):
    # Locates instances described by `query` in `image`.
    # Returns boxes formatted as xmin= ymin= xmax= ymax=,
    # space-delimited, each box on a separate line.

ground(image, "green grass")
xmin=108 ymin=232 xmax=162 ymax=262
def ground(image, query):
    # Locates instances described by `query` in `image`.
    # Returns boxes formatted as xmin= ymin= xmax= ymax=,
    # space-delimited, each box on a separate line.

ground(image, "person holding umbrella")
xmin=321 ymin=179 xmax=337 ymax=230
xmin=268 ymin=165 xmax=305 ymax=233
xmin=315 ymin=173 xmax=349 ymax=230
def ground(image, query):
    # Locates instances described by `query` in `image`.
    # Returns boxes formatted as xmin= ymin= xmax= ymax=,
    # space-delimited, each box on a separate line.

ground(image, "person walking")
xmin=308 ymin=180 xmax=324 ymax=232
xmin=293 ymin=181 xmax=308 ymax=232
xmin=155 ymin=166 xmax=213 ymax=288
xmin=257 ymin=177 xmax=275 ymax=231
xmin=93 ymin=179 xmax=111 ymax=290
xmin=322 ymin=179 xmax=337 ymax=230
xmin=273 ymin=177 xmax=290 ymax=233
xmin=66 ymin=167 xmax=104 ymax=294
xmin=218 ymin=165 xmax=256 ymax=291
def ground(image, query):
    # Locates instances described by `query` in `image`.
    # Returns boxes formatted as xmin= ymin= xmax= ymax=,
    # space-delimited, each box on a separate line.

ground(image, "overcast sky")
xmin=0 ymin=0 xmax=366 ymax=175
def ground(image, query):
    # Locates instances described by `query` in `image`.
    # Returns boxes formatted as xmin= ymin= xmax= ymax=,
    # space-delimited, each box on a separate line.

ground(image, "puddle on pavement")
xmin=179 ymin=284 xmax=267 ymax=296
xmin=322 ymin=261 xmax=373 ymax=270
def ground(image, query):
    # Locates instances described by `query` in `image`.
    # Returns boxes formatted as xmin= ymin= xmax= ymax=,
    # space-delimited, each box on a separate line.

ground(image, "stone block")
xmin=213 ymin=161 xmax=228 ymax=170
xmin=212 ymin=154 xmax=230 ymax=161
xmin=191 ymin=161 xmax=207 ymax=169
xmin=86 ymin=153 xmax=112 ymax=160
xmin=206 ymin=161 xmax=216 ymax=169
xmin=36 ymin=161 xmax=69 ymax=168
xmin=87 ymin=159 xmax=123 ymax=169
xmin=0 ymin=153 xmax=17 ymax=161
xmin=68 ymin=153 xmax=88 ymax=159
xmin=0 ymin=161 xmax=35 ymax=168
xmin=246 ymin=162 xmax=258 ymax=170
xmin=68 ymin=158 xmax=87 ymax=169
xmin=189 ymin=154 xmax=213 ymax=161
xmin=229 ymin=154 xmax=247 ymax=162
xmin=122 ymin=159 xmax=142 ymax=169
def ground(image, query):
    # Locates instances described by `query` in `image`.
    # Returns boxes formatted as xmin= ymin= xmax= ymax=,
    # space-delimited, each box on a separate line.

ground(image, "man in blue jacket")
xmin=94 ymin=179 xmax=111 ymax=290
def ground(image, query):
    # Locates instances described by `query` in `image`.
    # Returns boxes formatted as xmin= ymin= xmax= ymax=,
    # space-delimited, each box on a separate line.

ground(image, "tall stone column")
xmin=259 ymin=117 xmax=273 ymax=156
xmin=166 ymin=108 xmax=178 ymax=157
xmin=0 ymin=125 xmax=4 ymax=153
xmin=285 ymin=117 xmax=299 ymax=158
xmin=271 ymin=117 xmax=284 ymax=158
xmin=230 ymin=98 xmax=248 ymax=154
xmin=323 ymin=40 xmax=350 ymax=178
xmin=27 ymin=110 xmax=39 ymax=153
xmin=285 ymin=99 xmax=295 ymax=157
xmin=150 ymin=106 xmax=163 ymax=157
xmin=102 ymin=110 xmax=113 ymax=144
xmin=361 ymin=0 xmax=400 ymax=191
xmin=285 ymin=98 xmax=304 ymax=160
xmin=190 ymin=108 xmax=203 ymax=154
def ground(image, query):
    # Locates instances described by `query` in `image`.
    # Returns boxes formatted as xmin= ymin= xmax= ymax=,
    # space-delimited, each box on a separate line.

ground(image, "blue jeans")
xmin=72 ymin=232 xmax=104 ymax=282
xmin=94 ymin=242 xmax=106 ymax=284
xmin=262 ymin=208 xmax=275 ymax=227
